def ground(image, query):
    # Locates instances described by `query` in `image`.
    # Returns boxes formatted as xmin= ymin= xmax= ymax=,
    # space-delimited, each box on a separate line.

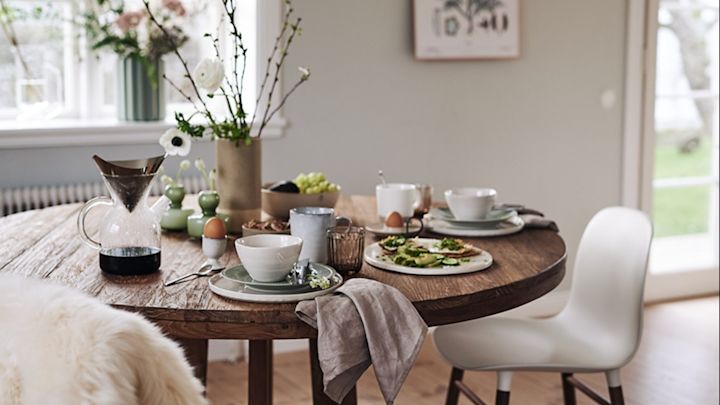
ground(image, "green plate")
xmin=430 ymin=207 xmax=517 ymax=227
xmin=221 ymin=263 xmax=335 ymax=292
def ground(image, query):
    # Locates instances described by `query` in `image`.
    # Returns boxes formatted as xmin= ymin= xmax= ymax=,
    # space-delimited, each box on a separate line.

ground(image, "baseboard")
xmin=208 ymin=339 xmax=311 ymax=362
xmin=208 ymin=340 xmax=243 ymax=362
xmin=644 ymin=269 xmax=720 ymax=302
xmin=273 ymin=339 xmax=311 ymax=353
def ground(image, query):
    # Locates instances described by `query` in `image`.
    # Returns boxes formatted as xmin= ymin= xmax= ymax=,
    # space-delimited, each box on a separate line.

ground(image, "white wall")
xmin=265 ymin=0 xmax=628 ymax=289
xmin=0 ymin=0 xmax=628 ymax=292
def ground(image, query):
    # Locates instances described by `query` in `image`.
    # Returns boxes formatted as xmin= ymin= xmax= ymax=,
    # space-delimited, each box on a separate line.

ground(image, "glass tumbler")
xmin=326 ymin=225 xmax=366 ymax=276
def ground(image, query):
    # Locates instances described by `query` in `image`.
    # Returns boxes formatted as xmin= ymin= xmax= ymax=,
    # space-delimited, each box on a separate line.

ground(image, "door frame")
xmin=622 ymin=0 xmax=719 ymax=301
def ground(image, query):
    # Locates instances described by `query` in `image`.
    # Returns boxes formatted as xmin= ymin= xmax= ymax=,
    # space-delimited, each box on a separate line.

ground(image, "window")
xmin=0 ymin=0 xmax=257 ymax=123
xmin=0 ymin=0 xmax=70 ymax=120
xmin=649 ymin=0 xmax=719 ymax=274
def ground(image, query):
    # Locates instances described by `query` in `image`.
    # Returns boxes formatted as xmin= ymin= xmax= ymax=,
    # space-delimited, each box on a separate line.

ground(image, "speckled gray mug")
xmin=289 ymin=207 xmax=351 ymax=264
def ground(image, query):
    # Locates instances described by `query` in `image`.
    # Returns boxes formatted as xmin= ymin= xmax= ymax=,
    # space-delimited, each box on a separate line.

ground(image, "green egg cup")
xmin=187 ymin=190 xmax=229 ymax=238
xmin=160 ymin=185 xmax=195 ymax=231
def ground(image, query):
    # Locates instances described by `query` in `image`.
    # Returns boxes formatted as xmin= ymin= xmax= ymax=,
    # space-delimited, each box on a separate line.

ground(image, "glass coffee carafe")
xmin=77 ymin=155 xmax=169 ymax=275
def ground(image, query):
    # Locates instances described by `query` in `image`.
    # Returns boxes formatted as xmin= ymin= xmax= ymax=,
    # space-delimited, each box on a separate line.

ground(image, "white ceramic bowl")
xmin=235 ymin=234 xmax=303 ymax=282
xmin=444 ymin=188 xmax=497 ymax=220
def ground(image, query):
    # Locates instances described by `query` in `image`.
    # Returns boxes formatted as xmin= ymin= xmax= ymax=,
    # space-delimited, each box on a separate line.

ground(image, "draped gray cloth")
xmin=501 ymin=204 xmax=559 ymax=232
xmin=296 ymin=278 xmax=427 ymax=404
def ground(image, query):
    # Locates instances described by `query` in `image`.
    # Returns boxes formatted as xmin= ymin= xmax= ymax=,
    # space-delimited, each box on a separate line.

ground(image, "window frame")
xmin=623 ymin=0 xmax=719 ymax=301
xmin=0 ymin=0 xmax=288 ymax=147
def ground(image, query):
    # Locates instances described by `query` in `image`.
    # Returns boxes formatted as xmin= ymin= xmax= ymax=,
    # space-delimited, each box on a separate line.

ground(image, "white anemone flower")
xmin=159 ymin=128 xmax=191 ymax=156
xmin=193 ymin=58 xmax=225 ymax=93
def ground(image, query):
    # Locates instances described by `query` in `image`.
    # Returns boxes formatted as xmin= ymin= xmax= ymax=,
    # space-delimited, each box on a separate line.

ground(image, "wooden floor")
xmin=206 ymin=296 xmax=719 ymax=405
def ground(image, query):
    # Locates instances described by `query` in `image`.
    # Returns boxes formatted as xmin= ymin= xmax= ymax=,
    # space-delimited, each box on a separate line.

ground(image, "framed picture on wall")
xmin=414 ymin=0 xmax=520 ymax=60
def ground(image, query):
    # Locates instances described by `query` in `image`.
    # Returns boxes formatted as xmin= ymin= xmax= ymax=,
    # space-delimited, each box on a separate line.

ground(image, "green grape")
xmin=293 ymin=171 xmax=339 ymax=194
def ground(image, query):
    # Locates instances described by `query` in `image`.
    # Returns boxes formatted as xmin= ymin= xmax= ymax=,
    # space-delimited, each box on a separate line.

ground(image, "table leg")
xmin=309 ymin=338 xmax=358 ymax=405
xmin=175 ymin=338 xmax=209 ymax=387
xmin=248 ymin=340 xmax=273 ymax=405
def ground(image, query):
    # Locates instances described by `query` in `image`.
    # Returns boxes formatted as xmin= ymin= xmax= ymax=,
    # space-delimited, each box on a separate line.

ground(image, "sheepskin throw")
xmin=0 ymin=274 xmax=207 ymax=405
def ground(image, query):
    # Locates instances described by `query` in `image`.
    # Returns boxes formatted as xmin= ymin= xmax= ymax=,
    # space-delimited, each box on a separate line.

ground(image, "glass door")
xmin=645 ymin=0 xmax=719 ymax=299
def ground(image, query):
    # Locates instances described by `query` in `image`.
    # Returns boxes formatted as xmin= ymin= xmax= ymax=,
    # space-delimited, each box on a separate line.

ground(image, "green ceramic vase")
xmin=117 ymin=56 xmax=165 ymax=121
xmin=160 ymin=185 xmax=194 ymax=231
xmin=187 ymin=190 xmax=230 ymax=238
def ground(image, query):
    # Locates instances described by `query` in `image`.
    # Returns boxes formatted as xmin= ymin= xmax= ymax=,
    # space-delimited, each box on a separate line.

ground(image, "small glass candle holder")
xmin=326 ymin=225 xmax=366 ymax=277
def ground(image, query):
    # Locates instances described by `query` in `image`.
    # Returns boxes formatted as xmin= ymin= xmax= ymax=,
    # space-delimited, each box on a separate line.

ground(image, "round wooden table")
xmin=0 ymin=195 xmax=566 ymax=404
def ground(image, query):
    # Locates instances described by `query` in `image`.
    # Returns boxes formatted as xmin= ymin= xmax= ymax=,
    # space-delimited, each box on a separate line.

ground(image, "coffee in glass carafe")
xmin=77 ymin=155 xmax=169 ymax=275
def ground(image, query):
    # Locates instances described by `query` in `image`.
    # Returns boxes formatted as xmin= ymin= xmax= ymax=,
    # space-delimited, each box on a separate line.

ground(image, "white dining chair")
xmin=433 ymin=207 xmax=653 ymax=405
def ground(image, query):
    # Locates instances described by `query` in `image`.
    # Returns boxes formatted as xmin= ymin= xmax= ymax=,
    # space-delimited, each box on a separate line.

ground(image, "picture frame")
xmin=413 ymin=0 xmax=521 ymax=60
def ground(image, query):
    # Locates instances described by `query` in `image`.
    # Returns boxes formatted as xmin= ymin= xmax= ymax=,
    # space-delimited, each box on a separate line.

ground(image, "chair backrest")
xmin=560 ymin=207 xmax=653 ymax=365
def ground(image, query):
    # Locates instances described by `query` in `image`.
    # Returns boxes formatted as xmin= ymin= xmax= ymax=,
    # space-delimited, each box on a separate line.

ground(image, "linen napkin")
xmin=499 ymin=204 xmax=559 ymax=232
xmin=295 ymin=278 xmax=427 ymax=404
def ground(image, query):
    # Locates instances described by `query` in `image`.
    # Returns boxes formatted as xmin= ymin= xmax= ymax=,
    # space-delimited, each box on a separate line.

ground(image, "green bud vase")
xmin=160 ymin=185 xmax=194 ymax=231
xmin=187 ymin=190 xmax=230 ymax=238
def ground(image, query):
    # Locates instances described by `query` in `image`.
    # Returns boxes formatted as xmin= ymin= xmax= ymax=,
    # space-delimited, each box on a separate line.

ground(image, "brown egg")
xmin=203 ymin=217 xmax=226 ymax=239
xmin=385 ymin=211 xmax=404 ymax=228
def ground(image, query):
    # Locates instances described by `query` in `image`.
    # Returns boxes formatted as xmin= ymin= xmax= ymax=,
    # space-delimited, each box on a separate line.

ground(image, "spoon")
xmin=288 ymin=259 xmax=310 ymax=285
xmin=378 ymin=170 xmax=387 ymax=185
xmin=165 ymin=263 xmax=220 ymax=287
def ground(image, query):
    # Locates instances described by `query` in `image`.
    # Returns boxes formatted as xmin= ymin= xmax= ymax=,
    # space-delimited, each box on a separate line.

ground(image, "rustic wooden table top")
xmin=0 ymin=195 xmax=566 ymax=339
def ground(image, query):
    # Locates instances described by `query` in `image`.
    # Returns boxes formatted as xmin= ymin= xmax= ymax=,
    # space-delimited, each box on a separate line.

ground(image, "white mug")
xmin=290 ymin=207 xmax=351 ymax=263
xmin=376 ymin=183 xmax=420 ymax=220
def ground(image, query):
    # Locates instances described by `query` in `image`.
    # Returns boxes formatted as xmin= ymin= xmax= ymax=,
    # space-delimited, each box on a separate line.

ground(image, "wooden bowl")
xmin=241 ymin=225 xmax=291 ymax=237
xmin=261 ymin=183 xmax=341 ymax=220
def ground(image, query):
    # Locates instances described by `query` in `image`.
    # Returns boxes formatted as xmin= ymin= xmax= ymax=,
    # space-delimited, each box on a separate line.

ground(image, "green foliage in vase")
xmin=146 ymin=0 xmax=310 ymax=146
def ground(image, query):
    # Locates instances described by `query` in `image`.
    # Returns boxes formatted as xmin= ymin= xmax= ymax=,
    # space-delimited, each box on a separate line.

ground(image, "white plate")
xmin=426 ymin=216 xmax=524 ymax=237
xmin=208 ymin=271 xmax=343 ymax=303
xmin=365 ymin=222 xmax=422 ymax=237
xmin=363 ymin=238 xmax=493 ymax=276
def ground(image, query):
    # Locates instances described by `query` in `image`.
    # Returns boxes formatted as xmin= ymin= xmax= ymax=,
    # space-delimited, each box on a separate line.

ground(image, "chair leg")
xmin=445 ymin=367 xmax=464 ymax=405
xmin=495 ymin=371 xmax=512 ymax=405
xmin=561 ymin=373 xmax=577 ymax=405
xmin=495 ymin=390 xmax=510 ymax=405
xmin=606 ymin=369 xmax=625 ymax=405
xmin=608 ymin=387 xmax=625 ymax=405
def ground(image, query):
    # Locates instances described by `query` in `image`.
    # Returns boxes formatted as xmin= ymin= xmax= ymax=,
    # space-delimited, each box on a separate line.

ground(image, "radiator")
xmin=0 ymin=176 xmax=208 ymax=217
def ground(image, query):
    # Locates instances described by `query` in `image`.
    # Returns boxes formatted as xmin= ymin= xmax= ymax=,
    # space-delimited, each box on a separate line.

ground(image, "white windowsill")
xmin=0 ymin=117 xmax=286 ymax=149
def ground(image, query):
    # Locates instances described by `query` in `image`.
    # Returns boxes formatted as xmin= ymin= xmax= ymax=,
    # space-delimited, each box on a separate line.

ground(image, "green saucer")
xmin=221 ymin=263 xmax=335 ymax=291
xmin=430 ymin=207 xmax=517 ymax=227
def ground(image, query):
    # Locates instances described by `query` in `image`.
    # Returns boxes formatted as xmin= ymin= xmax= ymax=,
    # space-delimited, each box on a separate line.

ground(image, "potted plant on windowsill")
xmin=146 ymin=0 xmax=309 ymax=233
xmin=77 ymin=0 xmax=190 ymax=121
